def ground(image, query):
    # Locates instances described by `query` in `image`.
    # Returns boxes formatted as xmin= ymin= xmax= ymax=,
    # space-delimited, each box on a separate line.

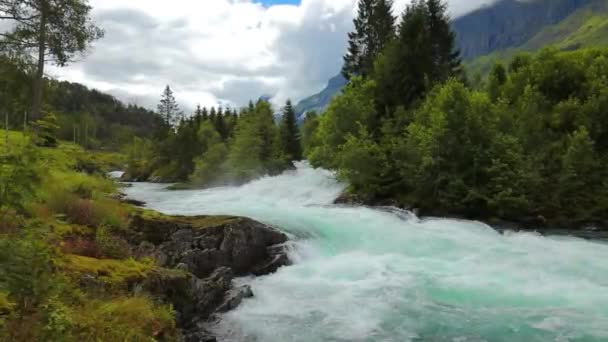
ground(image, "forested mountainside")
xmin=0 ymin=57 xmax=163 ymax=150
xmin=296 ymin=0 xmax=608 ymax=117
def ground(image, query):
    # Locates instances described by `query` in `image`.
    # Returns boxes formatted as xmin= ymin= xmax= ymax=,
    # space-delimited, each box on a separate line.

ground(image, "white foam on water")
xmin=124 ymin=162 xmax=608 ymax=342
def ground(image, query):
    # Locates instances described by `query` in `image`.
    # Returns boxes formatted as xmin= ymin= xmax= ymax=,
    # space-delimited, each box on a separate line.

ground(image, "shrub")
xmin=95 ymin=225 xmax=131 ymax=259
xmin=75 ymin=297 xmax=178 ymax=341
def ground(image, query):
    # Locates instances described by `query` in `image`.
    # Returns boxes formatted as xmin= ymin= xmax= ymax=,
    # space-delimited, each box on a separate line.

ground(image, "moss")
xmin=60 ymin=254 xmax=154 ymax=286
xmin=137 ymin=208 xmax=237 ymax=228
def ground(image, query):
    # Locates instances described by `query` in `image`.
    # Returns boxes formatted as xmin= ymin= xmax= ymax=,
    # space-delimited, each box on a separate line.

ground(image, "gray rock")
xmin=216 ymin=285 xmax=254 ymax=313
xmin=129 ymin=213 xmax=292 ymax=342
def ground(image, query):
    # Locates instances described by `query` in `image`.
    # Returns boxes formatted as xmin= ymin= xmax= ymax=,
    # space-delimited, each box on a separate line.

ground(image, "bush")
xmin=95 ymin=225 xmax=131 ymax=259
xmin=45 ymin=191 xmax=129 ymax=230
xmin=75 ymin=297 xmax=178 ymax=341
xmin=0 ymin=228 xmax=57 ymax=312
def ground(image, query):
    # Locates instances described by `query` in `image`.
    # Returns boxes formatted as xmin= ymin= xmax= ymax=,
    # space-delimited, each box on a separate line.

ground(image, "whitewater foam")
xmin=124 ymin=162 xmax=608 ymax=341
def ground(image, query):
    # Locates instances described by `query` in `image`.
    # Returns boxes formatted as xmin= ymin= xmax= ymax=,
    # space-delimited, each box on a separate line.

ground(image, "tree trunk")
xmin=31 ymin=10 xmax=47 ymax=121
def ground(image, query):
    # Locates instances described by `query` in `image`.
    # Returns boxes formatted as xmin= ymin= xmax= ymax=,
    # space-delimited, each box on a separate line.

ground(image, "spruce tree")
xmin=157 ymin=85 xmax=181 ymax=127
xmin=374 ymin=0 xmax=461 ymax=112
xmin=202 ymin=107 xmax=209 ymax=121
xmin=194 ymin=104 xmax=203 ymax=126
xmin=426 ymin=0 xmax=462 ymax=81
xmin=342 ymin=0 xmax=396 ymax=80
xmin=280 ymin=100 xmax=303 ymax=162
xmin=215 ymin=108 xmax=228 ymax=141
xmin=209 ymin=107 xmax=217 ymax=123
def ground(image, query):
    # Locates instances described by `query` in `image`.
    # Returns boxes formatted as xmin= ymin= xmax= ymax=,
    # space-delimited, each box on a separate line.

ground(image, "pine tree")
xmin=280 ymin=100 xmax=303 ymax=162
xmin=0 ymin=0 xmax=104 ymax=119
xmin=157 ymin=85 xmax=181 ymax=127
xmin=215 ymin=108 xmax=228 ymax=141
xmin=342 ymin=0 xmax=396 ymax=80
xmin=426 ymin=0 xmax=462 ymax=81
xmin=194 ymin=104 xmax=203 ymax=126
xmin=209 ymin=107 xmax=217 ymax=123
xmin=201 ymin=107 xmax=209 ymax=121
xmin=374 ymin=0 xmax=462 ymax=112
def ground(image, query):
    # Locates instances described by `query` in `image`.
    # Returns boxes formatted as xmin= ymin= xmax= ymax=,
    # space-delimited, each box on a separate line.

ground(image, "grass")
xmin=74 ymin=296 xmax=178 ymax=341
xmin=60 ymin=254 xmax=154 ymax=287
xmin=0 ymin=130 xmax=187 ymax=341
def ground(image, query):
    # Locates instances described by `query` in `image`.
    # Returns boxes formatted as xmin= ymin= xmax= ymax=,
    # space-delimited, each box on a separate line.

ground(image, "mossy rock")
xmin=128 ymin=209 xmax=239 ymax=245
xmin=60 ymin=254 xmax=154 ymax=291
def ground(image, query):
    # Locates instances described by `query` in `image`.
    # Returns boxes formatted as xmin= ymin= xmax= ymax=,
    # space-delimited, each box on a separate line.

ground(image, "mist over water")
xmin=124 ymin=162 xmax=608 ymax=342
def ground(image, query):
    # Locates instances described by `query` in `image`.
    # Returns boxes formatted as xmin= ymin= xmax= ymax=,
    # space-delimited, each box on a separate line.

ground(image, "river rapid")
xmin=124 ymin=162 xmax=608 ymax=342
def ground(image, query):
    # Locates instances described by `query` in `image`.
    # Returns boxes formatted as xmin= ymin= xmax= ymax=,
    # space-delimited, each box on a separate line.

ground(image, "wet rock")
xmin=216 ymin=285 xmax=254 ymax=313
xmin=130 ymin=214 xmax=290 ymax=278
xmin=128 ymin=212 xmax=292 ymax=341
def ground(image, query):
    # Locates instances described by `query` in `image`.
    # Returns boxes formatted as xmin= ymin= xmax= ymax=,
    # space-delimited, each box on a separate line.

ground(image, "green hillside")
xmin=467 ymin=0 xmax=608 ymax=77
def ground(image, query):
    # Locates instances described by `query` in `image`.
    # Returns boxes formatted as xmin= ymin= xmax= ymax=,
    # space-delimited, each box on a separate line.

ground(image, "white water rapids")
xmin=124 ymin=163 xmax=608 ymax=342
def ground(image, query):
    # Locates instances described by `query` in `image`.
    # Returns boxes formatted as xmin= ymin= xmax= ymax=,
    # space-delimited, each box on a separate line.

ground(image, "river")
xmin=124 ymin=162 xmax=608 ymax=342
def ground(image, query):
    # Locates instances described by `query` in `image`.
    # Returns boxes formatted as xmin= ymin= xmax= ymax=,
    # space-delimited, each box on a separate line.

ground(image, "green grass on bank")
xmin=0 ymin=130 xmax=180 ymax=341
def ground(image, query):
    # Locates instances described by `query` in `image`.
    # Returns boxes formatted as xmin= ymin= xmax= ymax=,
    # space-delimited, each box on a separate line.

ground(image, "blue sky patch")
xmin=259 ymin=0 xmax=301 ymax=6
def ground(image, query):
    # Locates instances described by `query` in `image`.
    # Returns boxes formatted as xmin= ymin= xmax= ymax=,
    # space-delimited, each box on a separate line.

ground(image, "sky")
xmin=44 ymin=0 xmax=498 ymax=112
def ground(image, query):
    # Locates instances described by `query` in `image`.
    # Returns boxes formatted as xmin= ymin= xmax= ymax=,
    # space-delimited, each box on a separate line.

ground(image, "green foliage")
xmin=158 ymin=85 xmax=182 ymax=127
xmin=280 ymin=100 xmax=303 ymax=162
xmin=0 ymin=58 xmax=163 ymax=152
xmin=301 ymin=111 xmax=321 ymax=157
xmin=225 ymin=100 xmax=287 ymax=183
xmin=0 ymin=135 xmax=40 ymax=213
xmin=336 ymin=125 xmax=387 ymax=196
xmin=128 ymin=97 xmax=295 ymax=187
xmin=0 ymin=227 xmax=57 ymax=311
xmin=312 ymin=46 xmax=608 ymax=227
xmin=74 ymin=296 xmax=177 ymax=341
xmin=343 ymin=0 xmax=396 ymax=79
xmin=308 ymin=77 xmax=378 ymax=169
xmin=189 ymin=122 xmax=229 ymax=187
xmin=373 ymin=0 xmax=462 ymax=117
xmin=34 ymin=113 xmax=60 ymax=147
xmin=95 ymin=225 xmax=131 ymax=259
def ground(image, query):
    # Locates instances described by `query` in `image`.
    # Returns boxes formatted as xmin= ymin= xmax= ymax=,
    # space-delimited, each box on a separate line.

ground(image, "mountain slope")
xmin=295 ymin=74 xmax=347 ymax=121
xmin=453 ymin=0 xmax=591 ymax=60
xmin=467 ymin=0 xmax=608 ymax=76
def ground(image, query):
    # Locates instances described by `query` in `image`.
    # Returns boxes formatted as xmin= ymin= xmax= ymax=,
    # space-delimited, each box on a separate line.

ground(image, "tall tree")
xmin=426 ymin=0 xmax=462 ymax=81
xmin=0 ymin=0 xmax=104 ymax=119
xmin=374 ymin=0 xmax=462 ymax=113
xmin=157 ymin=85 xmax=180 ymax=127
xmin=209 ymin=106 xmax=217 ymax=123
xmin=280 ymin=99 xmax=302 ymax=162
xmin=342 ymin=0 xmax=395 ymax=80
xmin=215 ymin=107 xmax=228 ymax=141
xmin=201 ymin=107 xmax=209 ymax=121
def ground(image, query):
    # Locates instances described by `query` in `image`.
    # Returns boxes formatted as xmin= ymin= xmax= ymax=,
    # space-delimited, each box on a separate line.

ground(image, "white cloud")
xmin=44 ymin=0 xmax=497 ymax=112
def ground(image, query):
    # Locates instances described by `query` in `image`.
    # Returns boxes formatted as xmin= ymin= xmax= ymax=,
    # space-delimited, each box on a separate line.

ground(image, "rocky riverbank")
xmin=124 ymin=211 xmax=291 ymax=341
xmin=334 ymin=192 xmax=608 ymax=240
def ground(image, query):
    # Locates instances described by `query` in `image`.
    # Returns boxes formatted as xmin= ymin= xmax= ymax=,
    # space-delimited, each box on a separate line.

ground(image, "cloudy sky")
xmin=47 ymin=0 xmax=496 ymax=111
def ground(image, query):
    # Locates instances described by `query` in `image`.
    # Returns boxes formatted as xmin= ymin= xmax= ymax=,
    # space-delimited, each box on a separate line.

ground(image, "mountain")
xmin=467 ymin=0 xmax=608 ymax=75
xmin=294 ymin=0 xmax=607 ymax=118
xmin=453 ymin=0 xmax=591 ymax=60
xmin=295 ymin=73 xmax=347 ymax=121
